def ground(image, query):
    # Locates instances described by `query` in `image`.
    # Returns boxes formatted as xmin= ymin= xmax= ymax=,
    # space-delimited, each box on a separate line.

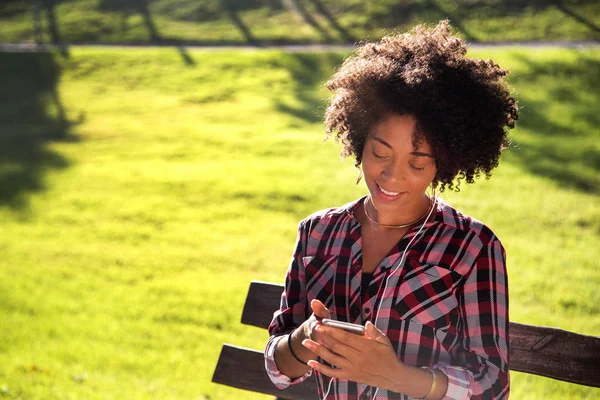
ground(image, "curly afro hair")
xmin=324 ymin=20 xmax=518 ymax=191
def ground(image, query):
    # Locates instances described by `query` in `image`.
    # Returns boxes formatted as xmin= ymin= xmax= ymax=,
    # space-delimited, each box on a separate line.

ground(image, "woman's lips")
xmin=375 ymin=183 xmax=404 ymax=200
xmin=378 ymin=183 xmax=399 ymax=196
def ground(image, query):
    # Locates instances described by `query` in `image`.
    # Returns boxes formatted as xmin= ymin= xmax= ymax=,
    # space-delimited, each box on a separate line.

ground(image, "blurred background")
xmin=2 ymin=0 xmax=600 ymax=45
xmin=0 ymin=1 xmax=598 ymax=399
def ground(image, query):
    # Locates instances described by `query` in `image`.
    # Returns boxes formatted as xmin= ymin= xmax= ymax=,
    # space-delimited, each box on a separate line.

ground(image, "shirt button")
xmin=364 ymin=307 xmax=371 ymax=314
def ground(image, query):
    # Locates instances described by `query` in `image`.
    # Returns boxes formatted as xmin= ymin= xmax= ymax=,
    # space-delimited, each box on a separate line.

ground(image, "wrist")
xmin=387 ymin=361 xmax=412 ymax=394
xmin=301 ymin=321 xmax=311 ymax=341
xmin=292 ymin=325 xmax=317 ymax=361
xmin=389 ymin=364 xmax=435 ymax=399
xmin=419 ymin=367 xmax=437 ymax=400
xmin=288 ymin=329 xmax=308 ymax=365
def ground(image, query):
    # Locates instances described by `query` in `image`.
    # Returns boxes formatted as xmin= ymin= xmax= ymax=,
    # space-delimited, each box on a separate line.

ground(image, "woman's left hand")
xmin=302 ymin=321 xmax=407 ymax=391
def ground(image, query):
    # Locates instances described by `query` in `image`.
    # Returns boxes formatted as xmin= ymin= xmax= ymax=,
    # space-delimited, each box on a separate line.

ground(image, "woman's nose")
xmin=382 ymin=161 xmax=405 ymax=182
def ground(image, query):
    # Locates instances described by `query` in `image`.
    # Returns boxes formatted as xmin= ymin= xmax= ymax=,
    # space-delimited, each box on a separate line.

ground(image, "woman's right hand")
xmin=275 ymin=299 xmax=331 ymax=377
xmin=302 ymin=299 xmax=331 ymax=344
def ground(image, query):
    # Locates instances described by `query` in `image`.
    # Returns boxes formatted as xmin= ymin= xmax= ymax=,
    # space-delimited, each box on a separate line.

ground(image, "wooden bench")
xmin=212 ymin=281 xmax=600 ymax=399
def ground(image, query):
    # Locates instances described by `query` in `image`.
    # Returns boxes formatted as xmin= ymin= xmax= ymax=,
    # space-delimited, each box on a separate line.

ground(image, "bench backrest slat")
xmin=241 ymin=280 xmax=284 ymax=329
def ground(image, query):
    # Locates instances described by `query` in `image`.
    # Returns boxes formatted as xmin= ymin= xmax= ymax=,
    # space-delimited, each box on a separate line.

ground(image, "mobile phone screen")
xmin=321 ymin=319 xmax=366 ymax=335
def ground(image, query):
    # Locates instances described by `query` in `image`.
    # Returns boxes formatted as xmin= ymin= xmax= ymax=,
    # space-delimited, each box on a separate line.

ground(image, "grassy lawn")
xmin=0 ymin=46 xmax=598 ymax=399
xmin=1 ymin=0 xmax=599 ymax=45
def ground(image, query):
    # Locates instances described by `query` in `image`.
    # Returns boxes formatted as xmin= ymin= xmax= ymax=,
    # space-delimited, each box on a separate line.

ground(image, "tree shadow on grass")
xmin=32 ymin=0 xmax=69 ymax=57
xmin=273 ymin=52 xmax=347 ymax=126
xmin=97 ymin=0 xmax=197 ymax=65
xmin=551 ymin=0 xmax=600 ymax=36
xmin=6 ymin=0 xmax=600 ymax=46
xmin=99 ymin=0 xmax=161 ymax=42
xmin=219 ymin=0 xmax=259 ymax=45
xmin=0 ymin=52 xmax=81 ymax=210
xmin=506 ymin=51 xmax=599 ymax=194
xmin=424 ymin=0 xmax=479 ymax=42
xmin=306 ymin=0 xmax=356 ymax=43
xmin=281 ymin=0 xmax=334 ymax=42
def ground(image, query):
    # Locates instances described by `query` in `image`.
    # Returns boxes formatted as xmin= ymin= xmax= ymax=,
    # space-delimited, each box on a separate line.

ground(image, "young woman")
xmin=264 ymin=20 xmax=518 ymax=400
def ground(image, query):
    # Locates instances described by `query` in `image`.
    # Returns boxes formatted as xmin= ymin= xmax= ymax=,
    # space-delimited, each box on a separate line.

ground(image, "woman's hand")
xmin=273 ymin=299 xmax=332 ymax=378
xmin=300 ymin=299 xmax=331 ymax=344
xmin=301 ymin=321 xmax=408 ymax=392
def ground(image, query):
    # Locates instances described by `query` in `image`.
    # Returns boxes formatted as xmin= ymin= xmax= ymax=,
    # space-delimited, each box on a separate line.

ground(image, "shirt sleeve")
xmin=264 ymin=220 xmax=313 ymax=388
xmin=264 ymin=334 xmax=313 ymax=389
xmin=432 ymin=237 xmax=510 ymax=400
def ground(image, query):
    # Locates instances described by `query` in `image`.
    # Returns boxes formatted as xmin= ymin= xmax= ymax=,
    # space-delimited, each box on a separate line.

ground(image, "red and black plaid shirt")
xmin=265 ymin=196 xmax=509 ymax=399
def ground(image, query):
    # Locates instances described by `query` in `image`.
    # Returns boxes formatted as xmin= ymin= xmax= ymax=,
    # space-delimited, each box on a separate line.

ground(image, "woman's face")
xmin=361 ymin=114 xmax=437 ymax=218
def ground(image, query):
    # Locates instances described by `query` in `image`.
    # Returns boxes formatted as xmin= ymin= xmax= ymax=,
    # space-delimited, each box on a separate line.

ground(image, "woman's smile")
xmin=375 ymin=183 xmax=403 ymax=199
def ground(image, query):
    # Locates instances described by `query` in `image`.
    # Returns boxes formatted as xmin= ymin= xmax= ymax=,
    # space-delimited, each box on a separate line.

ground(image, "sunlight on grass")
xmin=1 ymin=0 xmax=599 ymax=44
xmin=0 ymin=47 xmax=598 ymax=399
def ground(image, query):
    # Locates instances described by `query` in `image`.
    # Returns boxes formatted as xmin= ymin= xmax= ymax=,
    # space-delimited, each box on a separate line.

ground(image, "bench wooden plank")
xmin=241 ymin=280 xmax=283 ymax=329
xmin=212 ymin=344 xmax=317 ymax=399
xmin=509 ymin=322 xmax=600 ymax=387
xmin=238 ymin=281 xmax=600 ymax=388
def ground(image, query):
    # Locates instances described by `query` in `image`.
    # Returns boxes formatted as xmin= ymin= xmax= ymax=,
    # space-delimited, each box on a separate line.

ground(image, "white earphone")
xmin=322 ymin=192 xmax=441 ymax=400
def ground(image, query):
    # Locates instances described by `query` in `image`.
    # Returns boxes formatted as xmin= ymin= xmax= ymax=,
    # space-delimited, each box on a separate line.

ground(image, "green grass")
xmin=0 ymin=46 xmax=598 ymax=399
xmin=1 ymin=0 xmax=599 ymax=45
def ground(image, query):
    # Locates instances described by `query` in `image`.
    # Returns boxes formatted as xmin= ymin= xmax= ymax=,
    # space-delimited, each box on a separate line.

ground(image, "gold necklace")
xmin=363 ymin=196 xmax=435 ymax=229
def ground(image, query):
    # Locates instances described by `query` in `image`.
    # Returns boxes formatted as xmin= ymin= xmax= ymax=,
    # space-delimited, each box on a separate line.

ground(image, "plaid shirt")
xmin=264 ymin=197 xmax=509 ymax=399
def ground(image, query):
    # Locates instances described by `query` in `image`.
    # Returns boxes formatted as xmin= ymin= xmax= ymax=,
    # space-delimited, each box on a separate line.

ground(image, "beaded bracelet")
xmin=419 ymin=366 xmax=437 ymax=400
xmin=287 ymin=330 xmax=308 ymax=365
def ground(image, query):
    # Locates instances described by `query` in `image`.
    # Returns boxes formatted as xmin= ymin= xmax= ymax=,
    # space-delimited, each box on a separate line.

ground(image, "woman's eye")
xmin=372 ymin=150 xmax=387 ymax=159
xmin=409 ymin=163 xmax=425 ymax=171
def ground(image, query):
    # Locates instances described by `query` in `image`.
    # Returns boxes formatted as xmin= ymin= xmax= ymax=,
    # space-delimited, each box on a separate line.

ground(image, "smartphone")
xmin=321 ymin=319 xmax=366 ymax=335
